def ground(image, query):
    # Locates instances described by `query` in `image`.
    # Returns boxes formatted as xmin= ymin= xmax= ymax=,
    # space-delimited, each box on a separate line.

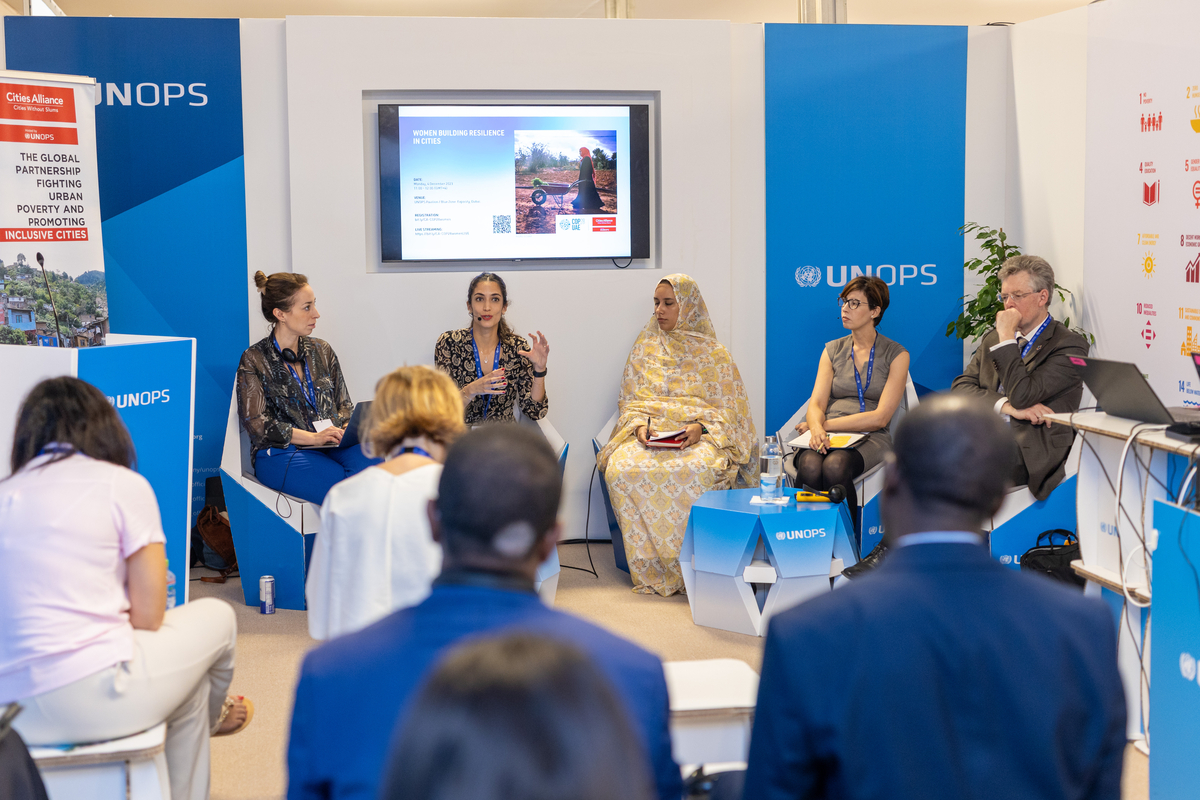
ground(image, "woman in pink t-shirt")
xmin=0 ymin=377 xmax=251 ymax=800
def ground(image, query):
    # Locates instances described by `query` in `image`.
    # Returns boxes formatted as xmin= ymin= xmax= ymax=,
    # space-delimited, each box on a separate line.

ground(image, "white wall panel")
xmin=283 ymin=15 xmax=744 ymax=541
xmin=729 ymin=22 xmax=765 ymax=433
xmin=1009 ymin=6 xmax=1089 ymax=328
xmin=240 ymin=18 xmax=292 ymax=345
xmin=963 ymin=25 xmax=1012 ymax=365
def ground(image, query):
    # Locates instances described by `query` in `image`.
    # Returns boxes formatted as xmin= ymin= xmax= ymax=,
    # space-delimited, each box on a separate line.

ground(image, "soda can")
xmin=259 ymin=575 xmax=276 ymax=615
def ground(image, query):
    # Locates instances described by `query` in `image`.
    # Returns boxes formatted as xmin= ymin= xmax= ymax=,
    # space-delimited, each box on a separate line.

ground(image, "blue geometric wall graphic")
xmin=104 ymin=158 xmax=249 ymax=522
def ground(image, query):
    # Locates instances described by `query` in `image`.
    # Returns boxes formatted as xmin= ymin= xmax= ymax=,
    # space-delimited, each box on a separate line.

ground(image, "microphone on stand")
xmin=35 ymin=253 xmax=67 ymax=348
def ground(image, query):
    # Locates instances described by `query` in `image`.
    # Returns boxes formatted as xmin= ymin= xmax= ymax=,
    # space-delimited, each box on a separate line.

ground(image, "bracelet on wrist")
xmin=532 ymin=367 xmax=547 ymax=378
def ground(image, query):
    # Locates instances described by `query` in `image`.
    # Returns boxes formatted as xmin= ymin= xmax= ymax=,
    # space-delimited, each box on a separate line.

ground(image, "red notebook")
xmin=646 ymin=428 xmax=687 ymax=449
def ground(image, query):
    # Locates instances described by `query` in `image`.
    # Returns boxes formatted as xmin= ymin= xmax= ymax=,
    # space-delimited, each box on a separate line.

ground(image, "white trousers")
xmin=14 ymin=597 xmax=238 ymax=800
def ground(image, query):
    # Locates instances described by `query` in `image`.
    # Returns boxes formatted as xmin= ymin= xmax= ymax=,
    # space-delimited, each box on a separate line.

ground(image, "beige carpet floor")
xmin=193 ymin=542 xmax=1149 ymax=800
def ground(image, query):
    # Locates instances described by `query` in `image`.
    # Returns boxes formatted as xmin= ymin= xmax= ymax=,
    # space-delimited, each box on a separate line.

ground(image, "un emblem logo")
xmin=775 ymin=532 xmax=785 ymax=541
xmin=999 ymin=555 xmax=1012 ymax=565
xmin=1182 ymin=652 xmax=1197 ymax=682
xmin=795 ymin=265 xmax=821 ymax=287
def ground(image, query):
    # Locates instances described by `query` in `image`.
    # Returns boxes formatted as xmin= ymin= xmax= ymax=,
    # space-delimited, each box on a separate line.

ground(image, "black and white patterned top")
xmin=434 ymin=327 xmax=548 ymax=425
xmin=237 ymin=335 xmax=354 ymax=463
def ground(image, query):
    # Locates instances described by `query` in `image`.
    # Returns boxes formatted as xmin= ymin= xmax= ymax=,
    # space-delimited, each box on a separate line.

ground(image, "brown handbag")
xmin=195 ymin=505 xmax=238 ymax=584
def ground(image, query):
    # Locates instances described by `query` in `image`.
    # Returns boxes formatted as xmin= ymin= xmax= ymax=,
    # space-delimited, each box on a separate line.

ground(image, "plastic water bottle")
xmin=165 ymin=561 xmax=177 ymax=610
xmin=761 ymin=435 xmax=783 ymax=500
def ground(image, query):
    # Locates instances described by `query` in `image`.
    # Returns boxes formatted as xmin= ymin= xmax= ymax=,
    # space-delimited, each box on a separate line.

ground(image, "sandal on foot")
xmin=214 ymin=695 xmax=254 ymax=737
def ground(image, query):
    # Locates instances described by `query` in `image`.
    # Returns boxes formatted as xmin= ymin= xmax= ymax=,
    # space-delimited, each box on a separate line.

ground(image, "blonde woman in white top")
xmin=306 ymin=365 xmax=466 ymax=640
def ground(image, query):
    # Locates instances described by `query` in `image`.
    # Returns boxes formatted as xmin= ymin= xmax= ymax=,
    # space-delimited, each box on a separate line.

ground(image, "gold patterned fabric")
xmin=597 ymin=274 xmax=758 ymax=596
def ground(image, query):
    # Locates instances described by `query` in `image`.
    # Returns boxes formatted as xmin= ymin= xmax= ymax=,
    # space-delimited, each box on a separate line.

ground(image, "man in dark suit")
xmin=951 ymin=254 xmax=1088 ymax=500
xmin=286 ymin=426 xmax=681 ymax=800
xmin=742 ymin=394 xmax=1126 ymax=800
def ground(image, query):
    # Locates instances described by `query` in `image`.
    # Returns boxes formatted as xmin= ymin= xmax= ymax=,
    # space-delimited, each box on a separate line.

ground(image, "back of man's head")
xmin=891 ymin=393 xmax=1016 ymax=523
xmin=437 ymin=425 xmax=562 ymax=561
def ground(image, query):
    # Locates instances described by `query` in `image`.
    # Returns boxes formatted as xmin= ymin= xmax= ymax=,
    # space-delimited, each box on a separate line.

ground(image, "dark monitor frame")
xmin=377 ymin=103 xmax=650 ymax=263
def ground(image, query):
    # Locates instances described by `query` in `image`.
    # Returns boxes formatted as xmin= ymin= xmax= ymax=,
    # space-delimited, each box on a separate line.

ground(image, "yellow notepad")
xmin=787 ymin=431 xmax=866 ymax=450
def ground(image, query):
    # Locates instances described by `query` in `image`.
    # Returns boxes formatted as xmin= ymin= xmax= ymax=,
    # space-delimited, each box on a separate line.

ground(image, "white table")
xmin=1046 ymin=411 xmax=1199 ymax=744
xmin=663 ymin=659 xmax=759 ymax=769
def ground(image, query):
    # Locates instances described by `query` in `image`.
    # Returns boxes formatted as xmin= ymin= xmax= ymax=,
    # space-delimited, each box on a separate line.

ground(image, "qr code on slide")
xmin=493 ymin=215 xmax=511 ymax=234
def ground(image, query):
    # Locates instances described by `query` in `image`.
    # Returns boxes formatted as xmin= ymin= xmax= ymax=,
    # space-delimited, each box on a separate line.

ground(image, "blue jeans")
xmin=254 ymin=444 xmax=380 ymax=505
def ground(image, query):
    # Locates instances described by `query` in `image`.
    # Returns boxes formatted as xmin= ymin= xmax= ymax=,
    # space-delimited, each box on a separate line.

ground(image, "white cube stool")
xmin=663 ymin=658 xmax=759 ymax=769
xmin=28 ymin=723 xmax=169 ymax=800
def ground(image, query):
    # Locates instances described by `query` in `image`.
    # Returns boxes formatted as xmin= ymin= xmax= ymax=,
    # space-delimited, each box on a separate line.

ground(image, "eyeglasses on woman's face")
xmin=837 ymin=297 xmax=865 ymax=310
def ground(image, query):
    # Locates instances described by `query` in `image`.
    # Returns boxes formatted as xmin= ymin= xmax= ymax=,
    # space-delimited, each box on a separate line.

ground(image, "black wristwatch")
xmin=532 ymin=367 xmax=547 ymax=378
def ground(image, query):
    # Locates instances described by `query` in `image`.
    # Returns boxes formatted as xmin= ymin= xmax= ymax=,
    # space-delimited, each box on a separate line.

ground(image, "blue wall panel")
xmin=6 ymin=18 xmax=249 ymax=524
xmin=764 ymin=24 xmax=967 ymax=431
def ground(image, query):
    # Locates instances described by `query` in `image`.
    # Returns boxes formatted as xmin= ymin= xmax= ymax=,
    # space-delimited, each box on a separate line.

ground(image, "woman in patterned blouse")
xmin=236 ymin=271 xmax=377 ymax=504
xmin=434 ymin=273 xmax=550 ymax=425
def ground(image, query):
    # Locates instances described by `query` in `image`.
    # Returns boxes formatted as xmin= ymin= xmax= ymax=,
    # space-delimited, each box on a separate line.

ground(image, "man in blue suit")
xmin=287 ymin=425 xmax=680 ymax=800
xmin=743 ymin=394 xmax=1126 ymax=800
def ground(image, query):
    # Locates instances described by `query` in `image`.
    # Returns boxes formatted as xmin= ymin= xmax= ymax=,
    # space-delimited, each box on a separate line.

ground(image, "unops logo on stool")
xmin=775 ymin=528 xmax=827 ymax=540
xmin=1181 ymin=652 xmax=1197 ymax=682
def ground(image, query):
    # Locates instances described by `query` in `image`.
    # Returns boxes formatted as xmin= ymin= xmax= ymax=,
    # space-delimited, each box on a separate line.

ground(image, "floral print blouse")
xmin=434 ymin=328 xmax=548 ymax=425
xmin=237 ymin=335 xmax=354 ymax=463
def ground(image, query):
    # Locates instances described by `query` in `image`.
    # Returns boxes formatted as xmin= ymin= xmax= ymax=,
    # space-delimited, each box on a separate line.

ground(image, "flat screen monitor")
xmin=378 ymin=104 xmax=650 ymax=262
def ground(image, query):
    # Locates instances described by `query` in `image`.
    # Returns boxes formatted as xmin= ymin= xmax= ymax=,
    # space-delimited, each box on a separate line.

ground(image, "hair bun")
xmin=253 ymin=270 xmax=268 ymax=292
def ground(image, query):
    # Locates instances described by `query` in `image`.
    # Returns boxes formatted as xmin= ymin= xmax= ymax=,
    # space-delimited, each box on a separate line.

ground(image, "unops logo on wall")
xmin=106 ymin=389 xmax=170 ymax=408
xmin=795 ymin=265 xmax=821 ymax=287
xmin=94 ymin=82 xmax=208 ymax=107
xmin=793 ymin=263 xmax=938 ymax=288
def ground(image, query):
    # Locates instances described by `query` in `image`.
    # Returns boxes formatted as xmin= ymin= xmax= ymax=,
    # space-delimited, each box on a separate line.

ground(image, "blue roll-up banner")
xmin=79 ymin=339 xmax=194 ymax=585
xmin=763 ymin=24 xmax=967 ymax=432
xmin=5 ymin=18 xmax=249 ymax=525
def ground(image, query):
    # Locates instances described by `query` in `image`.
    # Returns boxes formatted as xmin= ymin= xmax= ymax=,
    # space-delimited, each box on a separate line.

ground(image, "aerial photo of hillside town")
xmin=0 ymin=253 xmax=108 ymax=347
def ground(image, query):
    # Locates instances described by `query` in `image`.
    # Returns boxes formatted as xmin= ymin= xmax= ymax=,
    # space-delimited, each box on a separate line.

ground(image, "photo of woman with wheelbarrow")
xmin=514 ymin=130 xmax=617 ymax=234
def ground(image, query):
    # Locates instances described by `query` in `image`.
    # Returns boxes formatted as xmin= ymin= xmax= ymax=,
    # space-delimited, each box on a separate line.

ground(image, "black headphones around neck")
xmin=274 ymin=334 xmax=303 ymax=364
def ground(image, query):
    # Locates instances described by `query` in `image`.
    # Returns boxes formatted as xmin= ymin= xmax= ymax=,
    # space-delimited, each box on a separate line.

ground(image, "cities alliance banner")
xmin=1085 ymin=0 xmax=1200 ymax=410
xmin=763 ymin=24 xmax=967 ymax=432
xmin=5 ymin=18 xmax=249 ymax=523
xmin=0 ymin=71 xmax=104 ymax=284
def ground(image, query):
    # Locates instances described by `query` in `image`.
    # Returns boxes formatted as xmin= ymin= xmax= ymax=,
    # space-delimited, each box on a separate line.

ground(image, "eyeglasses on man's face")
xmin=837 ymin=297 xmax=866 ymax=310
xmin=998 ymin=290 xmax=1038 ymax=304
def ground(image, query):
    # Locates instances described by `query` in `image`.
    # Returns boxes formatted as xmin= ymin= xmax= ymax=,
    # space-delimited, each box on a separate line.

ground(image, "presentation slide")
xmin=382 ymin=105 xmax=632 ymax=261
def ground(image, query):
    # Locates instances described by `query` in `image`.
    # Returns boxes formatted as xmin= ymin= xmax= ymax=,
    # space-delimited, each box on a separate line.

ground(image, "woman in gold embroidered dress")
xmin=598 ymin=274 xmax=758 ymax=596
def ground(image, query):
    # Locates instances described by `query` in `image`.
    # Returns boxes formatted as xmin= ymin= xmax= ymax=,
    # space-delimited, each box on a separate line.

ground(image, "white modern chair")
xmin=662 ymin=659 xmax=759 ymax=769
xmin=218 ymin=390 xmax=320 ymax=610
xmin=591 ymin=410 xmax=629 ymax=573
xmin=28 ymin=723 xmax=169 ymax=800
xmin=983 ymin=387 xmax=1093 ymax=566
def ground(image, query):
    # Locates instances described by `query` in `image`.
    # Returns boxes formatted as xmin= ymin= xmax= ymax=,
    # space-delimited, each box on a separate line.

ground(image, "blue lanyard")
xmin=471 ymin=334 xmax=503 ymax=420
xmin=1020 ymin=315 xmax=1052 ymax=359
xmin=853 ymin=339 xmax=876 ymax=413
xmin=274 ymin=336 xmax=317 ymax=412
xmin=37 ymin=443 xmax=73 ymax=457
xmin=393 ymin=446 xmax=433 ymax=459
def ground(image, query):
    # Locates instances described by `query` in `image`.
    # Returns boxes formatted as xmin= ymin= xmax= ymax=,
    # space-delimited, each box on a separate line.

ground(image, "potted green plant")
xmin=947 ymin=222 xmax=1093 ymax=345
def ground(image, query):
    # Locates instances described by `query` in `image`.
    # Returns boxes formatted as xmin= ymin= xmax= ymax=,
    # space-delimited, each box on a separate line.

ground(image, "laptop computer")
xmin=1069 ymin=356 xmax=1200 ymax=424
xmin=297 ymin=401 xmax=371 ymax=449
